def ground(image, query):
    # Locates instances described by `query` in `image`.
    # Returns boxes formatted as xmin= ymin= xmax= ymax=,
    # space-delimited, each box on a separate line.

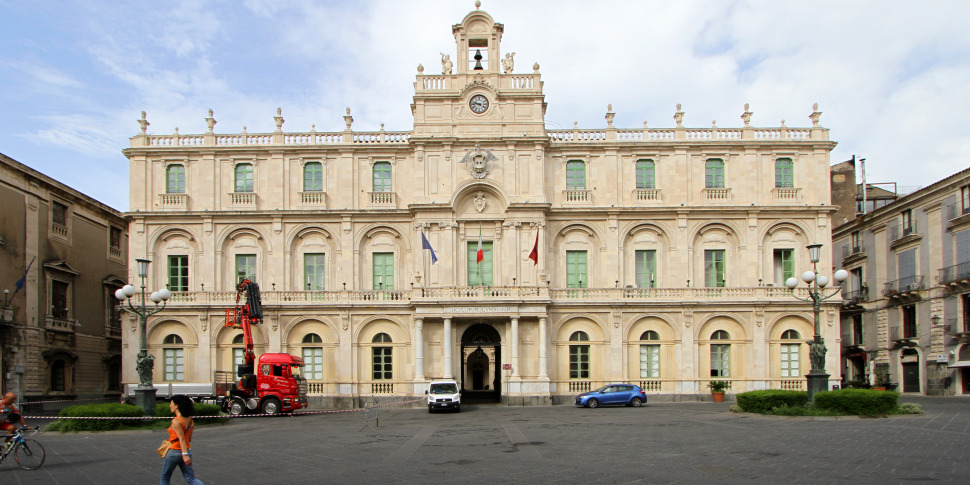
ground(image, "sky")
xmin=2 ymin=0 xmax=969 ymax=211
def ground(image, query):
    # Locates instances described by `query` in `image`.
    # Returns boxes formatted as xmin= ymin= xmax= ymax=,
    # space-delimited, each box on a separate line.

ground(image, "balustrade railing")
xmin=563 ymin=189 xmax=591 ymax=203
xmin=938 ymin=262 xmax=970 ymax=284
xmin=883 ymin=275 xmax=924 ymax=296
xmin=704 ymin=188 xmax=731 ymax=200
xmin=300 ymin=191 xmax=326 ymax=205
xmin=772 ymin=187 xmax=800 ymax=200
xmin=633 ymin=188 xmax=661 ymax=201
xmin=229 ymin=192 xmax=256 ymax=205
xmin=159 ymin=193 xmax=187 ymax=208
xmin=369 ymin=191 xmax=395 ymax=205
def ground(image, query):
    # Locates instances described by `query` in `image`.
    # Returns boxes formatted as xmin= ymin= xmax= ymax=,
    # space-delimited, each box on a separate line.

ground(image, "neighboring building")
xmin=123 ymin=6 xmax=840 ymax=406
xmin=834 ymin=167 xmax=970 ymax=395
xmin=0 ymin=152 xmax=127 ymax=402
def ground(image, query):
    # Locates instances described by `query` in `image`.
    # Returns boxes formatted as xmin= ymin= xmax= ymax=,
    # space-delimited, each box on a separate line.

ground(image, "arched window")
xmin=302 ymin=333 xmax=323 ymax=380
xmin=640 ymin=331 xmax=660 ymax=378
xmin=162 ymin=334 xmax=184 ymax=381
xmin=710 ymin=330 xmax=730 ymax=377
xmin=569 ymin=331 xmax=590 ymax=379
xmin=780 ymin=330 xmax=801 ymax=377
xmin=372 ymin=333 xmax=392 ymax=380
xmin=50 ymin=359 xmax=66 ymax=392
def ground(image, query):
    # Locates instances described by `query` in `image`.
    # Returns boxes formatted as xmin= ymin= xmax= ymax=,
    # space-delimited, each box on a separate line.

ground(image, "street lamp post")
xmin=785 ymin=244 xmax=848 ymax=405
xmin=115 ymin=258 xmax=171 ymax=416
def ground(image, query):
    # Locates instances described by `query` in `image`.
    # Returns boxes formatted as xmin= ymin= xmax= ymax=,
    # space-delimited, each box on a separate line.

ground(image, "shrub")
xmin=156 ymin=402 xmax=228 ymax=423
xmin=897 ymin=402 xmax=923 ymax=414
xmin=735 ymin=390 xmax=807 ymax=414
xmin=708 ymin=381 xmax=730 ymax=392
xmin=813 ymin=389 xmax=898 ymax=416
xmin=47 ymin=403 xmax=147 ymax=432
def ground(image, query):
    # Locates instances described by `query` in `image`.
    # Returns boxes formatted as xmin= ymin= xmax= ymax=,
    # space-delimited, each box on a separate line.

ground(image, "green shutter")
xmin=234 ymin=164 xmax=254 ymax=192
xmin=704 ymin=250 xmax=725 ymax=287
xmin=705 ymin=159 xmax=724 ymax=188
xmin=373 ymin=252 xmax=394 ymax=290
xmin=166 ymin=165 xmax=185 ymax=194
xmin=303 ymin=162 xmax=323 ymax=191
xmin=466 ymin=241 xmax=493 ymax=286
xmin=775 ymin=158 xmax=793 ymax=188
xmin=235 ymin=254 xmax=257 ymax=283
xmin=373 ymin=162 xmax=392 ymax=192
xmin=635 ymin=250 xmax=656 ymax=288
xmin=636 ymin=160 xmax=655 ymax=189
xmin=304 ymin=253 xmax=325 ymax=290
xmin=168 ymin=255 xmax=188 ymax=291
xmin=566 ymin=161 xmax=586 ymax=190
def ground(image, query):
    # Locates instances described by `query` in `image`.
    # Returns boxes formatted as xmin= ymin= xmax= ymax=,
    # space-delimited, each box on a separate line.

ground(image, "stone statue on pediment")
xmin=441 ymin=53 xmax=453 ymax=75
xmin=502 ymin=52 xmax=515 ymax=74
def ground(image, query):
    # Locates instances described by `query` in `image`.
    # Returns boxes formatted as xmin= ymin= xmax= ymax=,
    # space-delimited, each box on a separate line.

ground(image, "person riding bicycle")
xmin=1 ymin=392 xmax=26 ymax=447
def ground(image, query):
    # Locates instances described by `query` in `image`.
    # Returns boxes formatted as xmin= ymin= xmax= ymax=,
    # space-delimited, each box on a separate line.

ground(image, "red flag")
xmin=476 ymin=226 xmax=484 ymax=264
xmin=528 ymin=231 xmax=539 ymax=266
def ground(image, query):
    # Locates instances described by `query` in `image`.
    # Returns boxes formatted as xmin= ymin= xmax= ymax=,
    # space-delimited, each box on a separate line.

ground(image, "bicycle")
xmin=0 ymin=426 xmax=45 ymax=470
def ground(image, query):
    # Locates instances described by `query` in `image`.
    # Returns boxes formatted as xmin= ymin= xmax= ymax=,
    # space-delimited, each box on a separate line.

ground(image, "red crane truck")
xmin=222 ymin=279 xmax=308 ymax=415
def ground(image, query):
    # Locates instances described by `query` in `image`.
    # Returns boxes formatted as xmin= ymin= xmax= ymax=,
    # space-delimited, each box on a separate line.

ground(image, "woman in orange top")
xmin=160 ymin=395 xmax=204 ymax=485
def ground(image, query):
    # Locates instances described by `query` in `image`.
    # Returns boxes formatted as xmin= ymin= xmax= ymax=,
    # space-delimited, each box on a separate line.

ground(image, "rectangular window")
xmin=168 ymin=255 xmax=189 ymax=292
xmin=373 ymin=162 xmax=392 ymax=192
xmin=705 ymin=159 xmax=724 ymax=188
xmin=164 ymin=348 xmax=184 ymax=381
xmin=957 ymin=229 xmax=970 ymax=265
xmin=304 ymin=253 xmax=325 ymax=290
xmin=234 ymin=163 xmax=254 ymax=193
xmin=303 ymin=162 xmax=323 ymax=192
xmin=962 ymin=185 xmax=970 ymax=215
xmin=711 ymin=344 xmax=730 ymax=377
xmin=636 ymin=160 xmax=655 ymax=189
xmin=372 ymin=347 xmax=392 ymax=380
xmin=466 ymin=242 xmax=493 ymax=286
xmin=898 ymin=248 xmax=916 ymax=280
xmin=850 ymin=267 xmax=864 ymax=294
xmin=373 ymin=252 xmax=394 ymax=290
xmin=52 ymin=201 xmax=68 ymax=226
xmin=52 ymin=280 xmax=69 ymax=319
xmin=233 ymin=348 xmax=245 ymax=368
xmin=110 ymin=226 xmax=122 ymax=250
xmin=851 ymin=231 xmax=860 ymax=252
xmin=773 ymin=249 xmax=794 ymax=285
xmin=303 ymin=348 xmax=323 ymax=380
xmin=704 ymin=250 xmax=726 ymax=287
xmin=853 ymin=314 xmax=863 ymax=346
xmin=108 ymin=288 xmax=122 ymax=327
xmin=569 ymin=344 xmax=590 ymax=379
xmin=566 ymin=161 xmax=586 ymax=190
xmin=566 ymin=250 xmax=588 ymax=288
xmin=775 ymin=158 xmax=794 ymax=188
xmin=635 ymin=250 xmax=656 ymax=288
xmin=166 ymin=164 xmax=186 ymax=194
xmin=235 ymin=254 xmax=257 ymax=283
xmin=639 ymin=345 xmax=660 ymax=378
xmin=901 ymin=209 xmax=913 ymax=235
xmin=780 ymin=343 xmax=800 ymax=377
xmin=902 ymin=305 xmax=917 ymax=338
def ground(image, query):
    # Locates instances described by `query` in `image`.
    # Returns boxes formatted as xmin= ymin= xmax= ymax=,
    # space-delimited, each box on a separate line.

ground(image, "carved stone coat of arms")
xmin=460 ymin=143 xmax=497 ymax=179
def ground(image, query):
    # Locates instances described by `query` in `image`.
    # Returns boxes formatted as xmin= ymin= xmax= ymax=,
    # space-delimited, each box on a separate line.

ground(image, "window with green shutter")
xmin=304 ymin=253 xmax=325 ymax=290
xmin=373 ymin=161 xmax=392 ymax=192
xmin=705 ymin=159 xmax=724 ymax=188
xmin=566 ymin=250 xmax=588 ymax=298
xmin=569 ymin=331 xmax=590 ymax=379
xmin=773 ymin=249 xmax=794 ymax=285
xmin=566 ymin=160 xmax=586 ymax=190
xmin=635 ymin=159 xmax=655 ymax=189
xmin=710 ymin=330 xmax=730 ymax=378
xmin=780 ymin=330 xmax=801 ymax=378
xmin=372 ymin=333 xmax=392 ymax=380
xmin=373 ymin=252 xmax=394 ymax=290
xmin=235 ymin=254 xmax=257 ymax=283
xmin=168 ymin=255 xmax=189 ymax=291
xmin=234 ymin=163 xmax=254 ymax=192
xmin=467 ymin=241 xmax=493 ymax=286
xmin=166 ymin=164 xmax=185 ymax=194
xmin=303 ymin=162 xmax=323 ymax=192
xmin=704 ymin=250 xmax=725 ymax=287
xmin=635 ymin=250 xmax=656 ymax=288
xmin=775 ymin=158 xmax=793 ymax=188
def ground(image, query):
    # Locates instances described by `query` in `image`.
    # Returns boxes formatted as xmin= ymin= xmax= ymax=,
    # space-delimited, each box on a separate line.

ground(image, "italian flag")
xmin=476 ymin=225 xmax=484 ymax=264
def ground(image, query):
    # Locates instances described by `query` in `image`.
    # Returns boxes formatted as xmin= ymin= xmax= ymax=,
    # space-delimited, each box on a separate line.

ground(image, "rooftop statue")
xmin=441 ymin=53 xmax=453 ymax=75
xmin=502 ymin=52 xmax=515 ymax=74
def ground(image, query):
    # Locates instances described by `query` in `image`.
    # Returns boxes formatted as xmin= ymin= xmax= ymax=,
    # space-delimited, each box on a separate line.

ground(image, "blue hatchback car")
xmin=574 ymin=384 xmax=647 ymax=408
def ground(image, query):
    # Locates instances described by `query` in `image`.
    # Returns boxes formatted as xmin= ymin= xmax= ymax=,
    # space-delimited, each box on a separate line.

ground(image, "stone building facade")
xmin=835 ymin=167 xmax=970 ymax=395
xmin=0 ymin=152 xmax=127 ymax=402
xmin=123 ymin=6 xmax=841 ymax=406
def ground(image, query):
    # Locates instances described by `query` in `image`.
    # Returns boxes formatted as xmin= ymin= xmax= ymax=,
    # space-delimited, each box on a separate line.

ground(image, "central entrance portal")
xmin=461 ymin=323 xmax=502 ymax=403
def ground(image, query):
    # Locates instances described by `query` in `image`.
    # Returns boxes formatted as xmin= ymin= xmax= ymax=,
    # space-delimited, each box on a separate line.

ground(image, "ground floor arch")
xmin=460 ymin=322 xmax=502 ymax=403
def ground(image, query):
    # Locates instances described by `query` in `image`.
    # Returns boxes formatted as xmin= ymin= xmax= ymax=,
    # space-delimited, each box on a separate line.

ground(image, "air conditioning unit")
xmin=905 ymin=283 xmax=919 ymax=291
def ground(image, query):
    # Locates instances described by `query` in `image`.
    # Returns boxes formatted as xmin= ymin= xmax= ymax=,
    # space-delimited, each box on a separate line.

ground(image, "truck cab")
xmin=227 ymin=353 xmax=308 ymax=415
xmin=426 ymin=379 xmax=461 ymax=413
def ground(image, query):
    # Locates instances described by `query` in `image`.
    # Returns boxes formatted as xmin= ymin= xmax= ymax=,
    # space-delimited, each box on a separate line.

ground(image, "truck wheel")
xmin=229 ymin=399 xmax=246 ymax=416
xmin=262 ymin=397 xmax=281 ymax=415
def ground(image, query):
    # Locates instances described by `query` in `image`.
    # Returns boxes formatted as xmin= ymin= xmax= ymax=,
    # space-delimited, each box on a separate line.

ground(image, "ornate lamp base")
xmin=134 ymin=388 xmax=158 ymax=416
xmin=806 ymin=372 xmax=830 ymax=405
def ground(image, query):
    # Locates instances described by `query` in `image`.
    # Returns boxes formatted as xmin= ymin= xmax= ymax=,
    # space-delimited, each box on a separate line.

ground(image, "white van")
xmin=426 ymin=379 xmax=461 ymax=413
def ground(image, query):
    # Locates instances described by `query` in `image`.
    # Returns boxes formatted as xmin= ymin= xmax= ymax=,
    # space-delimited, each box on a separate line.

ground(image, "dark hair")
xmin=171 ymin=395 xmax=195 ymax=418
xmin=5 ymin=412 xmax=20 ymax=423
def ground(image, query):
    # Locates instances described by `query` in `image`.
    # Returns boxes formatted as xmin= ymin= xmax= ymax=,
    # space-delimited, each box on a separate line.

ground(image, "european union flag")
xmin=421 ymin=231 xmax=438 ymax=264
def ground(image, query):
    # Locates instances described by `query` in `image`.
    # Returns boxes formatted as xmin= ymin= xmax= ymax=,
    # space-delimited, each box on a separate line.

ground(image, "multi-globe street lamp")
xmin=114 ymin=258 xmax=170 ymax=416
xmin=786 ymin=243 xmax=848 ymax=405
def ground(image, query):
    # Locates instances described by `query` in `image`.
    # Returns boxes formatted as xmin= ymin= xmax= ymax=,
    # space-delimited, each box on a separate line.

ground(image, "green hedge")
xmin=813 ymin=389 xmax=899 ymax=416
xmin=155 ymin=403 xmax=228 ymax=422
xmin=48 ymin=403 xmax=147 ymax=432
xmin=735 ymin=390 xmax=807 ymax=414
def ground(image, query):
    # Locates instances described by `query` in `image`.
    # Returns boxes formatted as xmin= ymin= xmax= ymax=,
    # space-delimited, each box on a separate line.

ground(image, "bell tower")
xmin=452 ymin=2 xmax=504 ymax=74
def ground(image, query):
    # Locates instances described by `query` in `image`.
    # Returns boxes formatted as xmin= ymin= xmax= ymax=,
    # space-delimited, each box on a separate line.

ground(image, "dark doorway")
xmin=461 ymin=323 xmax=501 ymax=403
xmin=901 ymin=349 xmax=920 ymax=393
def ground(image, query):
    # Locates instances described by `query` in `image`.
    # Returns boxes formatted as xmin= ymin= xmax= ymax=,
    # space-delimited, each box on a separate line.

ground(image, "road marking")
xmin=384 ymin=425 xmax=437 ymax=464
xmin=503 ymin=423 xmax=543 ymax=461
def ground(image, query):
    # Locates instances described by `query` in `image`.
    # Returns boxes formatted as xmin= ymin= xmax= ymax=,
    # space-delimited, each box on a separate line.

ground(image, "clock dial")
xmin=469 ymin=94 xmax=489 ymax=114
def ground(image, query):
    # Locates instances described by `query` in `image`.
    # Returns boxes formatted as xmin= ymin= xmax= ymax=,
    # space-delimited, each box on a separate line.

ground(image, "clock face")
xmin=469 ymin=94 xmax=489 ymax=114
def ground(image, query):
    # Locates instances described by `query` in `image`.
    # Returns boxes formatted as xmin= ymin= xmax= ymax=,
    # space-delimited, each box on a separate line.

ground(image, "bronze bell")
xmin=473 ymin=49 xmax=483 ymax=70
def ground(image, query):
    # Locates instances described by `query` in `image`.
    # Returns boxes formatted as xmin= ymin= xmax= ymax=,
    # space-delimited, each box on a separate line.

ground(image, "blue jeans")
xmin=160 ymin=449 xmax=204 ymax=485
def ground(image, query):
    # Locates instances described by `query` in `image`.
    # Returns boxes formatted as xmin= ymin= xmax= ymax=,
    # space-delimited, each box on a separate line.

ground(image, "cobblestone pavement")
xmin=3 ymin=396 xmax=969 ymax=484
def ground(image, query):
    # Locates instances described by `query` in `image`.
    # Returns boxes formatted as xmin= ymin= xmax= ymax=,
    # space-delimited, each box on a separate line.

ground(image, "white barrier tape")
xmin=20 ymin=397 xmax=119 ymax=406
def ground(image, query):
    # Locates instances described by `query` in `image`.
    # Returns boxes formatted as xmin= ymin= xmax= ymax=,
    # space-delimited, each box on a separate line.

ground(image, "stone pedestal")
xmin=135 ymin=388 xmax=158 ymax=416
xmin=806 ymin=372 xmax=830 ymax=405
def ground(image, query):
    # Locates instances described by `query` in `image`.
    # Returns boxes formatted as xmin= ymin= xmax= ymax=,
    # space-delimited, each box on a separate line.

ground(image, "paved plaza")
xmin=4 ymin=396 xmax=969 ymax=484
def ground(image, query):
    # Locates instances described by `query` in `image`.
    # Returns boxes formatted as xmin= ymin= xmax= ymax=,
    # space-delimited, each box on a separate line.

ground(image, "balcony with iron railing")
xmin=883 ymin=275 xmax=925 ymax=297
xmin=841 ymin=286 xmax=869 ymax=305
xmin=842 ymin=245 xmax=866 ymax=261
xmin=945 ymin=202 xmax=970 ymax=222
xmin=841 ymin=332 xmax=864 ymax=348
xmin=888 ymin=220 xmax=920 ymax=245
xmin=890 ymin=323 xmax=919 ymax=345
xmin=938 ymin=262 xmax=970 ymax=285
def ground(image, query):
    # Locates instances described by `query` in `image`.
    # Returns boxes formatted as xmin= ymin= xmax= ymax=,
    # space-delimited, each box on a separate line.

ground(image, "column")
xmin=443 ymin=317 xmax=453 ymax=378
xmin=414 ymin=317 xmax=425 ymax=380
xmin=538 ymin=316 xmax=548 ymax=378
xmin=511 ymin=316 xmax=520 ymax=379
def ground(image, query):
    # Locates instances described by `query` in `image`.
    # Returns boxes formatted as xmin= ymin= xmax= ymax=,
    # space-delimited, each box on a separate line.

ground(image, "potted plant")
xmin=708 ymin=380 xmax=729 ymax=402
